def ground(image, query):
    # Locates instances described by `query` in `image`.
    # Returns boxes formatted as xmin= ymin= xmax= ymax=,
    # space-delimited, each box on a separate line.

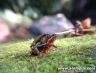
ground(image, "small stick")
xmin=82 ymin=28 xmax=95 ymax=32
xmin=55 ymin=30 xmax=75 ymax=35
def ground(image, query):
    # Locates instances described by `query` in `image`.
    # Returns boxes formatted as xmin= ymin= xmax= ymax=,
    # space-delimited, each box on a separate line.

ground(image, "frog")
xmin=30 ymin=34 xmax=57 ymax=56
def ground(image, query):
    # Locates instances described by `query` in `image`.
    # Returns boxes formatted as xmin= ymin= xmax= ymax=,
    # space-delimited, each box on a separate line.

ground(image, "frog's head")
xmin=46 ymin=34 xmax=56 ymax=39
xmin=47 ymin=34 xmax=57 ymax=44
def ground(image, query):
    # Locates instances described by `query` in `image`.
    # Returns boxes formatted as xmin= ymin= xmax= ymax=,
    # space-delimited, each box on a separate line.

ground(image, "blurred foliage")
xmin=0 ymin=0 xmax=75 ymax=16
xmin=29 ymin=0 xmax=53 ymax=14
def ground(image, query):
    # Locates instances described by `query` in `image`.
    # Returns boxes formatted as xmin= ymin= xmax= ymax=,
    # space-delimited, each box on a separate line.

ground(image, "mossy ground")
xmin=0 ymin=34 xmax=96 ymax=73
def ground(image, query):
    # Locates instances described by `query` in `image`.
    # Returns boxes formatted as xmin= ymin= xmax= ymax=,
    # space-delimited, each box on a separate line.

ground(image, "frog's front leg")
xmin=50 ymin=44 xmax=63 ymax=50
xmin=34 ymin=47 xmax=40 ymax=55
xmin=52 ymin=45 xmax=58 ymax=48
xmin=47 ymin=44 xmax=58 ymax=48
xmin=30 ymin=44 xmax=40 ymax=56
xmin=34 ymin=43 xmax=47 ymax=56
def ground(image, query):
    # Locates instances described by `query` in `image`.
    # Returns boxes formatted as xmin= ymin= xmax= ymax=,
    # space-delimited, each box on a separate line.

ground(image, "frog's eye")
xmin=52 ymin=34 xmax=56 ymax=36
xmin=50 ymin=34 xmax=56 ymax=37
xmin=47 ymin=35 xmax=51 ymax=39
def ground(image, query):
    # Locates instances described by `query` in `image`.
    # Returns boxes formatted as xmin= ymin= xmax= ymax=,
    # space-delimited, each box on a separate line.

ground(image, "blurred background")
xmin=0 ymin=0 xmax=96 ymax=42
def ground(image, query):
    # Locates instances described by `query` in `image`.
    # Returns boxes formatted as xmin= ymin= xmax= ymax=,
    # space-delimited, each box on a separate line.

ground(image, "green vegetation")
xmin=0 ymin=34 xmax=96 ymax=73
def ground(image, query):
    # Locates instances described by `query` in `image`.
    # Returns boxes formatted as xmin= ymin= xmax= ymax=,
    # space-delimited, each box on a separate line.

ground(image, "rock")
xmin=28 ymin=13 xmax=74 ymax=37
xmin=0 ymin=18 xmax=12 ymax=42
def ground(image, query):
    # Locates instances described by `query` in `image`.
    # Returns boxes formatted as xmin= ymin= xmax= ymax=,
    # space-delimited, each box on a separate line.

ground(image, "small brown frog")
xmin=30 ymin=34 xmax=57 ymax=56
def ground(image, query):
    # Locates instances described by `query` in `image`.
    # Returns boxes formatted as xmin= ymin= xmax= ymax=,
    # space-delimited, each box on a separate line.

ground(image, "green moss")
xmin=0 ymin=34 xmax=96 ymax=73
